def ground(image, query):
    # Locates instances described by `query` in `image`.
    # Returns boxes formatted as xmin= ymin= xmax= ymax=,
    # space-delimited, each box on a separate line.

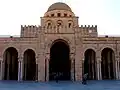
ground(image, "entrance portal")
xmin=49 ymin=40 xmax=70 ymax=81
xmin=3 ymin=47 xmax=18 ymax=80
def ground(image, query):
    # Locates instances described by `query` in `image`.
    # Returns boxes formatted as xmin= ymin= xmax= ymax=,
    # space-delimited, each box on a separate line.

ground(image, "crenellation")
xmin=20 ymin=25 xmax=41 ymax=38
xmin=79 ymin=25 xmax=98 ymax=37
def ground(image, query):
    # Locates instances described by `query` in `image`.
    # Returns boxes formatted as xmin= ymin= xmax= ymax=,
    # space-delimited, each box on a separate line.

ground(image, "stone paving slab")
xmin=0 ymin=80 xmax=120 ymax=90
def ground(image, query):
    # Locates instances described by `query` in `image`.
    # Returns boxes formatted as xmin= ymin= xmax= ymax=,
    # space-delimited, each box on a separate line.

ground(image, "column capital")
xmin=0 ymin=57 xmax=3 ymax=61
xmin=35 ymin=57 xmax=39 ymax=64
xmin=97 ymin=59 xmax=102 ymax=63
xmin=18 ymin=56 xmax=23 ymax=62
xmin=70 ymin=54 xmax=75 ymax=61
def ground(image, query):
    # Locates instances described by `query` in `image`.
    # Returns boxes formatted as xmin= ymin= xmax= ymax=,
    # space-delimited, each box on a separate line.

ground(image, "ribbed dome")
xmin=47 ymin=2 xmax=72 ymax=12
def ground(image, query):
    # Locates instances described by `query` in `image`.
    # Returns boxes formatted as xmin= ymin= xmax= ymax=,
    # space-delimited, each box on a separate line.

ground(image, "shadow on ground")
xmin=0 ymin=80 xmax=120 ymax=90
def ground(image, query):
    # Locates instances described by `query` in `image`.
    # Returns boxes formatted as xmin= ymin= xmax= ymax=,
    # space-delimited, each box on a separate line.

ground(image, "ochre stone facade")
xmin=0 ymin=2 xmax=120 ymax=82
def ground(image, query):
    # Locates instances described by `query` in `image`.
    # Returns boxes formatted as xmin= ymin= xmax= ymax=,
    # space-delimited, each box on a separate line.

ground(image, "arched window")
xmin=46 ymin=20 xmax=53 ymax=29
xmin=57 ymin=13 xmax=61 ymax=17
xmin=57 ymin=20 xmax=63 ymax=28
xmin=68 ymin=20 xmax=73 ymax=28
xmin=64 ymin=13 xmax=67 ymax=17
xmin=51 ymin=14 xmax=54 ymax=17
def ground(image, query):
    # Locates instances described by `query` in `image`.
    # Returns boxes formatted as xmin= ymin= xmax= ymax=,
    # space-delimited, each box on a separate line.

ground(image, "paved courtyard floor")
xmin=0 ymin=80 xmax=120 ymax=90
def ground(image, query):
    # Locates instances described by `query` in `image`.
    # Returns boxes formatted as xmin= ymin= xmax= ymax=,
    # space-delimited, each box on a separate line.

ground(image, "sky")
xmin=0 ymin=0 xmax=120 ymax=36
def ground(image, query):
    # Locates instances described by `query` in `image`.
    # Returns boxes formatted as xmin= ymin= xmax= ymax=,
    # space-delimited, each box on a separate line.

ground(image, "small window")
xmin=57 ymin=13 xmax=61 ymax=17
xmin=51 ymin=14 xmax=54 ymax=17
xmin=48 ymin=23 xmax=51 ymax=25
xmin=68 ymin=23 xmax=71 ymax=28
xmin=64 ymin=13 xmax=67 ymax=17
xmin=58 ymin=23 xmax=61 ymax=26
xmin=47 ymin=23 xmax=51 ymax=28
xmin=69 ymin=15 xmax=72 ymax=17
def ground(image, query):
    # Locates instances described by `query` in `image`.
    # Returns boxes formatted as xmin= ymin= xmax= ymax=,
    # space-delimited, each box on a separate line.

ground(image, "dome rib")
xmin=47 ymin=2 xmax=72 ymax=12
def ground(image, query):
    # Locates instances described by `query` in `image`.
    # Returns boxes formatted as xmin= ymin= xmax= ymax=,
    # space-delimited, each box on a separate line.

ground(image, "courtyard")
xmin=0 ymin=80 xmax=120 ymax=90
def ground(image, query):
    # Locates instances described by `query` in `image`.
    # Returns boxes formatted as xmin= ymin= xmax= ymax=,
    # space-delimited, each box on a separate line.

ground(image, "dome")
xmin=47 ymin=2 xmax=72 ymax=12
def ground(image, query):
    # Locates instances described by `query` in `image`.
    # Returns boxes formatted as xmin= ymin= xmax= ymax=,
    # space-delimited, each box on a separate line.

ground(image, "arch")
xmin=2 ymin=46 xmax=19 ymax=59
xmin=3 ymin=47 xmax=18 ymax=80
xmin=49 ymin=39 xmax=71 ymax=81
xmin=23 ymin=49 xmax=36 ymax=81
xmin=83 ymin=47 xmax=97 ymax=54
xmin=50 ymin=39 xmax=69 ymax=48
xmin=100 ymin=45 xmax=115 ymax=53
xmin=45 ymin=37 xmax=71 ymax=54
xmin=101 ymin=48 xmax=115 ymax=80
xmin=21 ymin=47 xmax=37 ymax=57
xmin=84 ymin=49 xmax=96 ymax=80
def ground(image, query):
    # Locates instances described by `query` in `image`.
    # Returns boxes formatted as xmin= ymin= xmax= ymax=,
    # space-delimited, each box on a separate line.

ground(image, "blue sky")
xmin=0 ymin=0 xmax=120 ymax=36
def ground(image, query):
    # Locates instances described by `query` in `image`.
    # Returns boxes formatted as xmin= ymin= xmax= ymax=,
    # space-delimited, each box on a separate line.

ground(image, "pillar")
xmin=0 ymin=58 xmax=3 ymax=80
xmin=18 ymin=57 xmax=23 ymax=81
xmin=118 ymin=60 xmax=120 ymax=79
xmin=35 ymin=56 xmax=39 ymax=81
xmin=45 ymin=54 xmax=49 ymax=82
xmin=96 ymin=57 xmax=102 ymax=80
xmin=75 ymin=47 xmax=82 ymax=81
xmin=37 ymin=53 xmax=45 ymax=81
xmin=7 ymin=52 xmax=10 ymax=80
xmin=70 ymin=54 xmax=75 ymax=81
xmin=108 ymin=51 xmax=111 ymax=79
xmin=115 ymin=57 xmax=119 ymax=79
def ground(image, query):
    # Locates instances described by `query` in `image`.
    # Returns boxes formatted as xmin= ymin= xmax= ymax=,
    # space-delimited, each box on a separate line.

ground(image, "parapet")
xmin=20 ymin=25 xmax=41 ymax=37
xmin=80 ymin=25 xmax=98 ymax=37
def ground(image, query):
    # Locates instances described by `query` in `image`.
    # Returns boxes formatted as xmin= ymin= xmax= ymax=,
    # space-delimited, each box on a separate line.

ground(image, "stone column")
xmin=18 ymin=57 xmax=23 ymax=81
xmin=96 ymin=58 xmax=102 ymax=80
xmin=118 ymin=60 xmax=120 ymax=79
xmin=115 ymin=57 xmax=119 ymax=79
xmin=70 ymin=54 xmax=75 ymax=81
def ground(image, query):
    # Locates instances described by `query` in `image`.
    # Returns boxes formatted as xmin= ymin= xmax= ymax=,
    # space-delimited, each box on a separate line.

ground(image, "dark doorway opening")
xmin=84 ymin=49 xmax=96 ymax=80
xmin=49 ymin=40 xmax=70 ymax=81
xmin=101 ymin=48 xmax=115 ymax=80
xmin=4 ymin=47 xmax=18 ymax=80
xmin=23 ymin=49 xmax=36 ymax=81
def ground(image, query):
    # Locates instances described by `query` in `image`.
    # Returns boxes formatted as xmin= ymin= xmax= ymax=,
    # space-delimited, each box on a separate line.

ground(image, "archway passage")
xmin=23 ymin=49 xmax=36 ymax=81
xmin=49 ymin=40 xmax=70 ymax=81
xmin=4 ymin=47 xmax=18 ymax=80
xmin=84 ymin=49 xmax=96 ymax=80
xmin=101 ymin=48 xmax=115 ymax=80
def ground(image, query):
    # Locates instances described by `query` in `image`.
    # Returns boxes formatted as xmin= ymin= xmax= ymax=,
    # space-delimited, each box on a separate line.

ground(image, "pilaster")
xmin=0 ymin=58 xmax=3 ymax=80
xmin=70 ymin=54 xmax=75 ymax=81
xmin=37 ymin=53 xmax=45 ymax=82
xmin=75 ymin=45 xmax=83 ymax=81
xmin=45 ymin=54 xmax=49 ymax=82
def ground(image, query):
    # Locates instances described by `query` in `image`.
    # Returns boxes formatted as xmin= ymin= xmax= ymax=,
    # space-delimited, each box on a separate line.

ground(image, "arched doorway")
xmin=23 ymin=49 xmax=36 ymax=81
xmin=3 ymin=47 xmax=18 ymax=80
xmin=101 ymin=48 xmax=115 ymax=79
xmin=84 ymin=49 xmax=96 ymax=80
xmin=49 ymin=39 xmax=70 ymax=81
